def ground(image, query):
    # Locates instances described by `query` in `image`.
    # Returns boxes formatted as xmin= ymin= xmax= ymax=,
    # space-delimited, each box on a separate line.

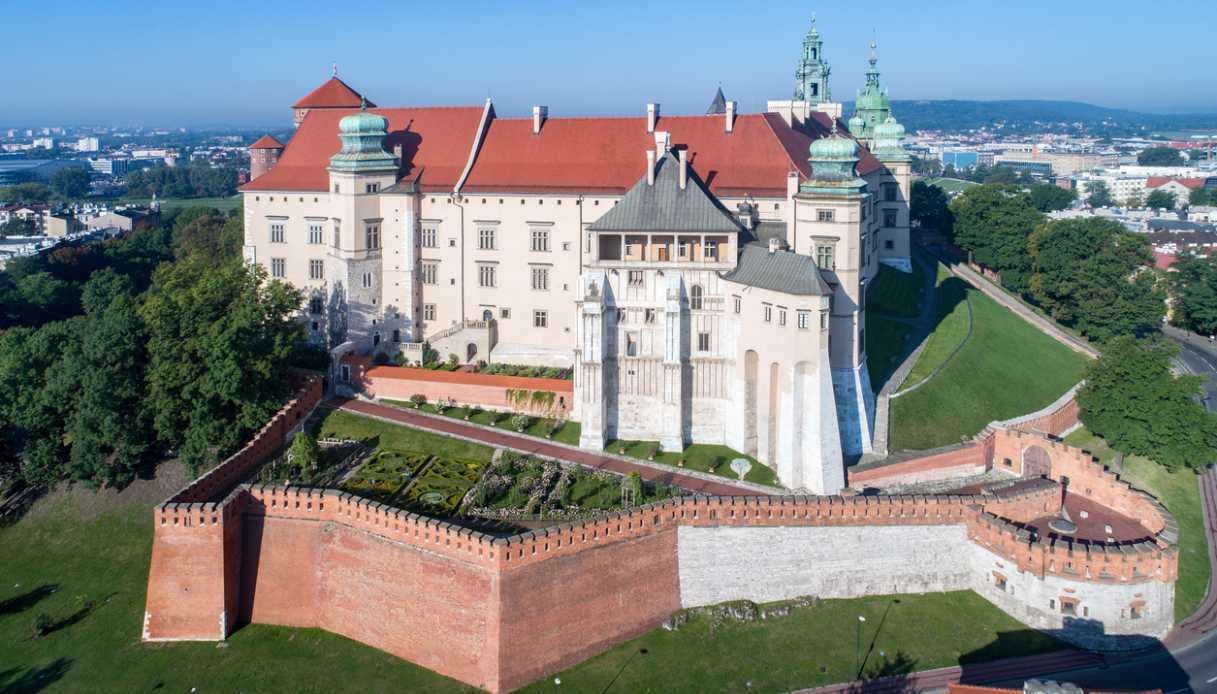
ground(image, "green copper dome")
xmin=874 ymin=116 xmax=905 ymax=140
xmin=805 ymin=122 xmax=864 ymax=189
xmin=809 ymin=127 xmax=859 ymax=161
xmin=328 ymin=98 xmax=398 ymax=173
xmin=847 ymin=113 xmax=865 ymax=134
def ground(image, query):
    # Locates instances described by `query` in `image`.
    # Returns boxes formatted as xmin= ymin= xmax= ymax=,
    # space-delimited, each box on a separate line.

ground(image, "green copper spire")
xmin=328 ymin=98 xmax=398 ymax=173
xmin=794 ymin=13 xmax=831 ymax=103
xmin=850 ymin=40 xmax=893 ymax=143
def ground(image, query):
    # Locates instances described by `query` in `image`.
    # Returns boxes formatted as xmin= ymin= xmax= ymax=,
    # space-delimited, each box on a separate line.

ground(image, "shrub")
xmin=372 ymin=352 xmax=390 ymax=365
xmin=510 ymin=414 xmax=534 ymax=432
xmin=31 ymin=612 xmax=51 ymax=639
xmin=447 ymin=353 xmax=459 ymax=368
xmin=422 ymin=344 xmax=438 ymax=365
xmin=408 ymin=394 xmax=427 ymax=408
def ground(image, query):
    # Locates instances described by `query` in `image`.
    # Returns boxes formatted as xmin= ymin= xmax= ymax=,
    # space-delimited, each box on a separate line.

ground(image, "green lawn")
xmin=318 ymin=409 xmax=494 ymax=462
xmin=867 ymin=261 xmax=925 ymax=318
xmin=519 ymin=590 xmax=1066 ymax=693
xmin=605 ymin=439 xmax=781 ymax=488
xmin=0 ymin=475 xmax=477 ymax=694
xmin=889 ymin=272 xmax=1089 ymax=450
xmin=900 ymin=264 xmax=971 ymax=388
xmin=866 ymin=313 xmax=916 ymax=390
xmin=1063 ymin=428 xmax=1211 ymax=622
xmin=924 ymin=177 xmax=979 ymax=194
xmin=117 ymin=195 xmax=243 ymax=213
xmin=382 ymin=400 xmax=582 ymax=446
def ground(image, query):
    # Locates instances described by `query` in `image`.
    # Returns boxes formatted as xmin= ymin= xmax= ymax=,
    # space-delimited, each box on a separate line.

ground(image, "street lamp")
xmin=855 ymin=615 xmax=867 ymax=679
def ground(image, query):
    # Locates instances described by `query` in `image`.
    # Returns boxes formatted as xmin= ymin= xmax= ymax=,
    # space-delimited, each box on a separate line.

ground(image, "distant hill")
xmin=840 ymin=99 xmax=1217 ymax=136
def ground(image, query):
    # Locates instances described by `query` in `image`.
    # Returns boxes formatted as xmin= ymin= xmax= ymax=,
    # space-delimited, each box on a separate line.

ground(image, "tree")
xmin=1137 ymin=147 xmax=1184 ymax=167
xmin=170 ymin=207 xmax=242 ymax=262
xmin=982 ymin=166 xmax=1020 ymax=185
xmin=0 ymin=182 xmax=52 ymax=204
xmin=949 ymin=184 xmax=1043 ymax=291
xmin=1145 ymin=189 xmax=1177 ymax=210
xmin=1191 ymin=187 xmax=1217 ymax=207
xmin=1029 ymin=217 xmax=1163 ymax=341
xmin=1078 ymin=336 xmax=1217 ymax=472
xmin=1085 ymin=181 xmax=1115 ymax=208
xmin=1124 ymin=191 xmax=1143 ymax=209
xmin=50 ymin=166 xmax=90 ymax=200
xmin=911 ymin=156 xmax=942 ymax=177
xmin=0 ymin=217 xmax=37 ymax=238
xmin=289 ymin=432 xmax=321 ymax=483
xmin=66 ymin=270 xmax=150 ymax=486
xmin=1168 ymin=255 xmax=1217 ymax=335
xmin=140 ymin=258 xmax=304 ymax=471
xmin=16 ymin=272 xmax=80 ymax=323
xmin=910 ymin=180 xmax=954 ymax=239
xmin=1029 ymin=184 xmax=1076 ymax=213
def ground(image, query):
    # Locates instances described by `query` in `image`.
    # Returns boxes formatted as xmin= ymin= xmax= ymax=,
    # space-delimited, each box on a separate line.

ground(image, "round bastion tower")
xmin=248 ymin=135 xmax=285 ymax=182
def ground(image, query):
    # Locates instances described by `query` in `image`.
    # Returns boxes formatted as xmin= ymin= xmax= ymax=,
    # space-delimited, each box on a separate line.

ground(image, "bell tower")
xmin=794 ymin=13 xmax=831 ymax=103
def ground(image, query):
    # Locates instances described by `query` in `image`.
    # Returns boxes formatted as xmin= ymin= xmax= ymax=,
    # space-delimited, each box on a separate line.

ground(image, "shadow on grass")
xmin=0 ymin=585 xmax=57 ymax=617
xmin=0 ymin=657 xmax=72 ymax=694
xmin=847 ymin=651 xmax=916 ymax=693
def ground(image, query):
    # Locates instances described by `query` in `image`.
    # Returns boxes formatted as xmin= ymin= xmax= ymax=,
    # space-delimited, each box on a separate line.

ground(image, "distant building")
xmin=941 ymin=151 xmax=978 ymax=169
xmin=76 ymin=137 xmax=100 ymax=152
xmin=45 ymin=212 xmax=84 ymax=237
xmin=1145 ymin=176 xmax=1206 ymax=208
xmin=85 ymin=207 xmax=159 ymax=232
xmin=0 ymin=159 xmax=88 ymax=185
xmin=993 ymin=157 xmax=1053 ymax=177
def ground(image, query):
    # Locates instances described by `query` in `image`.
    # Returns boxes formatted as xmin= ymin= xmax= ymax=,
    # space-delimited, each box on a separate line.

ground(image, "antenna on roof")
xmin=332 ymin=62 xmax=338 ymax=78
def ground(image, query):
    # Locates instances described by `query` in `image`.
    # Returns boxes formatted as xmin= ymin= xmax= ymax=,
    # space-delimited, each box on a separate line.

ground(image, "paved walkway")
xmin=331 ymin=398 xmax=764 ymax=496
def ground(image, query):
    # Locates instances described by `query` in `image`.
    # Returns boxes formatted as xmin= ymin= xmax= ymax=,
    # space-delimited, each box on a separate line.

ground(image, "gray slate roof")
xmin=587 ymin=152 xmax=742 ymax=234
xmin=720 ymin=243 xmax=833 ymax=296
xmin=707 ymin=87 xmax=727 ymax=115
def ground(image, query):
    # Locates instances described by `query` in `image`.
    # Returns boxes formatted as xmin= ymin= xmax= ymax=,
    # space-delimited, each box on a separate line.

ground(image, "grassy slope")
xmin=1064 ymin=428 xmax=1211 ymax=622
xmin=866 ymin=313 xmax=915 ymax=389
xmin=0 ymin=474 xmax=476 ymax=694
xmin=889 ymin=274 xmax=1088 ymax=450
xmin=901 ymin=264 xmax=971 ymax=387
xmin=867 ymin=261 xmax=925 ymax=318
xmin=117 ymin=195 xmax=243 ymax=212
xmin=518 ymin=591 xmax=1065 ymax=693
xmin=925 ymin=177 xmax=980 ymax=194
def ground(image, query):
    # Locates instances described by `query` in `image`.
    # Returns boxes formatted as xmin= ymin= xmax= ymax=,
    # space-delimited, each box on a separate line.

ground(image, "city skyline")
xmin=3 ymin=0 xmax=1216 ymax=127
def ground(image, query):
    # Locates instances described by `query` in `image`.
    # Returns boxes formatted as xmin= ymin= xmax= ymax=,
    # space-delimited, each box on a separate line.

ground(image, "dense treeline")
xmin=125 ymin=161 xmax=237 ymax=199
xmin=0 ymin=207 xmax=323 ymax=489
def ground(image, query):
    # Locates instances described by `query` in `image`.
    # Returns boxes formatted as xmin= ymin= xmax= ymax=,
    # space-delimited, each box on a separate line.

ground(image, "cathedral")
xmin=241 ymin=18 xmax=910 ymax=493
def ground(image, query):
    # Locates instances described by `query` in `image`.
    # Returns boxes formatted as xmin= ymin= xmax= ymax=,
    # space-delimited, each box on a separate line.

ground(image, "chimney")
xmin=646 ymin=150 xmax=656 ymax=186
xmin=393 ymin=144 xmax=403 ymax=166
xmin=678 ymin=149 xmax=688 ymax=190
xmin=654 ymin=130 xmax=671 ymax=156
xmin=768 ymin=237 xmax=780 ymax=254
xmin=725 ymin=101 xmax=737 ymax=133
xmin=647 ymin=103 xmax=660 ymax=133
xmin=532 ymin=105 xmax=548 ymax=134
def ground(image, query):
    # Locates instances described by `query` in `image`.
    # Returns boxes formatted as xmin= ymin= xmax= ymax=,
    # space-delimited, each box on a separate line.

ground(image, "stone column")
xmin=660 ymin=273 xmax=685 ymax=452
xmin=578 ymin=272 xmax=611 ymax=450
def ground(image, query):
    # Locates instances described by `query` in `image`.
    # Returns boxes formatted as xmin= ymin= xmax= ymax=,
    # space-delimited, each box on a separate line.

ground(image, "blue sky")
xmin=3 ymin=0 xmax=1214 ymax=126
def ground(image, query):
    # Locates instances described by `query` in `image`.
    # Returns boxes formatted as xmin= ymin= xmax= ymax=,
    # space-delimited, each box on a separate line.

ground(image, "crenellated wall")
xmin=144 ymin=377 xmax=1179 ymax=691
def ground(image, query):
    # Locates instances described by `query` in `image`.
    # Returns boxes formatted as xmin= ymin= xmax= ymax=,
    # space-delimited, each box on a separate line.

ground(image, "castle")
xmin=240 ymin=18 xmax=912 ymax=493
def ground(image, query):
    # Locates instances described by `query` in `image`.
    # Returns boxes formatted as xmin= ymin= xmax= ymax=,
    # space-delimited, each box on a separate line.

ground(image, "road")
xmin=1167 ymin=326 xmax=1217 ymax=408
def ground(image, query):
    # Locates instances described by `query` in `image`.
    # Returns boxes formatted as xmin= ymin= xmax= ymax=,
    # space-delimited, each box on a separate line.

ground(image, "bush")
xmin=31 ymin=612 xmax=51 ymax=639
xmin=408 ymin=394 xmax=427 ymax=408
xmin=372 ymin=352 xmax=390 ymax=365
xmin=510 ymin=414 xmax=534 ymax=432
xmin=447 ymin=353 xmax=459 ymax=368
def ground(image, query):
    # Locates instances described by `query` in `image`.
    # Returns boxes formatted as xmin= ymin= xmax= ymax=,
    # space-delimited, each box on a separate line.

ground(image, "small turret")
xmin=327 ymin=98 xmax=397 ymax=174
xmin=249 ymin=134 xmax=285 ymax=181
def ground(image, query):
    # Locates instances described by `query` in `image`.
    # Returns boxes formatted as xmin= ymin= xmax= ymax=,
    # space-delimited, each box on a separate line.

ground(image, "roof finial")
xmin=811 ymin=10 xmax=816 ymax=25
xmin=332 ymin=62 xmax=338 ymax=78
xmin=830 ymin=119 xmax=838 ymax=136
xmin=360 ymin=95 xmax=368 ymax=111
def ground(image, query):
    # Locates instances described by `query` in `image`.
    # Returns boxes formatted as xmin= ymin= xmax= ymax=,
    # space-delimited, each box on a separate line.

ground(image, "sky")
xmin=2 ymin=0 xmax=1215 ymax=127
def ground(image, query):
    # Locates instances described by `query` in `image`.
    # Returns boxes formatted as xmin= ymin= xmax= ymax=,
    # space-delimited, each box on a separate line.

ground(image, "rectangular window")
xmin=816 ymin=209 xmax=834 ymax=223
xmin=627 ymin=270 xmax=644 ymax=287
xmin=704 ymin=239 xmax=718 ymax=261
xmin=884 ymin=210 xmax=897 ymax=228
xmin=530 ymin=266 xmax=549 ymax=291
xmin=562 ymin=241 xmax=571 ymax=251
xmin=734 ymin=296 xmax=741 ymax=314
xmin=309 ymin=297 xmax=323 ymax=314
xmin=778 ymin=309 xmax=787 ymax=326
xmin=626 ymin=332 xmax=638 ymax=356
xmin=423 ymin=303 xmax=436 ymax=321
xmin=697 ymin=332 xmax=711 ymax=352
xmin=365 ymin=182 xmax=380 ymax=194
xmin=421 ymin=224 xmax=438 ymax=248
xmin=365 ymin=223 xmax=381 ymax=250
xmin=883 ymin=182 xmax=898 ymax=202
xmin=885 ymin=239 xmax=894 ymax=250
xmin=644 ymin=308 xmax=656 ymax=324
xmin=820 ymin=310 xmax=829 ymax=329
xmin=333 ymin=183 xmax=340 ymax=194
xmin=479 ymin=264 xmax=496 ymax=288
xmin=533 ymin=310 xmax=548 ymax=328
xmin=763 ymin=304 xmax=772 ymax=323
xmin=270 ymin=222 xmax=285 ymax=243
xmin=421 ymin=262 xmax=437 ymax=285
xmin=270 ymin=258 xmax=285 ymax=277
xmin=308 ymin=259 xmax=324 ymax=280
xmin=797 ymin=310 xmax=810 ymax=329
xmin=478 ymin=226 xmax=496 ymax=250
xmin=815 ymin=243 xmax=835 ymax=270
xmin=500 ymin=307 xmax=511 ymax=319
xmin=308 ymin=224 xmax=324 ymax=244
xmin=530 ymin=228 xmax=550 ymax=252
xmin=1061 ymin=601 xmax=1076 ymax=616
xmin=361 ymin=272 xmax=372 ymax=289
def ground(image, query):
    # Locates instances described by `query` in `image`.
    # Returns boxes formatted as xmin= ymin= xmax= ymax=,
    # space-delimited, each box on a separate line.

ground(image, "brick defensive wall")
xmin=143 ymin=376 xmax=1178 ymax=691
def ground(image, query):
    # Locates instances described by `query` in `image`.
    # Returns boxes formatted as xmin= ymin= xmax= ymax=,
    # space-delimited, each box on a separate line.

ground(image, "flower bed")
xmin=340 ymin=450 xmax=430 ymax=503
xmin=400 ymin=457 xmax=487 ymax=514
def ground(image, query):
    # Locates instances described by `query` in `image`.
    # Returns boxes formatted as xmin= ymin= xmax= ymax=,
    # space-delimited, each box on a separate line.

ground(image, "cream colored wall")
xmin=792 ymin=192 xmax=867 ymax=369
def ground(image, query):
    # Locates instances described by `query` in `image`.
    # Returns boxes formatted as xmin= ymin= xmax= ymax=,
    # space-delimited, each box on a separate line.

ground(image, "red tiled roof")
xmin=361 ymin=364 xmax=573 ymax=393
xmin=1154 ymin=251 xmax=1177 ymax=270
xmin=291 ymin=77 xmax=373 ymax=109
xmin=460 ymin=110 xmax=881 ymax=197
xmin=240 ymin=106 xmax=485 ymax=192
xmin=1146 ymin=176 xmax=1205 ymax=190
xmin=249 ymin=134 xmax=284 ymax=150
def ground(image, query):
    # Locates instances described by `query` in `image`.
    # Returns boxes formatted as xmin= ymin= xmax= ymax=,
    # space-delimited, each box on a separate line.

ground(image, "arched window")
xmin=690 ymin=284 xmax=704 ymax=310
xmin=482 ymin=309 xmax=493 ymax=322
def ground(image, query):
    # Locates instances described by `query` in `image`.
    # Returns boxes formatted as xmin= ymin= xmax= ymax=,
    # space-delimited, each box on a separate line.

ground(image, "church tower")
xmin=794 ymin=14 xmax=831 ymax=103
xmin=848 ymin=41 xmax=893 ymax=144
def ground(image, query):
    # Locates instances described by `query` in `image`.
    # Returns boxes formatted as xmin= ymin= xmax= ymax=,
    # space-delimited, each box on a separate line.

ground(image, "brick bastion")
xmin=143 ymin=378 xmax=1179 ymax=693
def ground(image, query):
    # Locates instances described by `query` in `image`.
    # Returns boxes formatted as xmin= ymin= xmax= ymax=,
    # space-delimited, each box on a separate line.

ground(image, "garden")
xmin=384 ymin=397 xmax=582 ymax=445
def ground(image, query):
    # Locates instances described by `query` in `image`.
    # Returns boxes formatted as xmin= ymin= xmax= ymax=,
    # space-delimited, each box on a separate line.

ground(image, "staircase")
xmin=426 ymin=319 xmax=496 ymax=364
